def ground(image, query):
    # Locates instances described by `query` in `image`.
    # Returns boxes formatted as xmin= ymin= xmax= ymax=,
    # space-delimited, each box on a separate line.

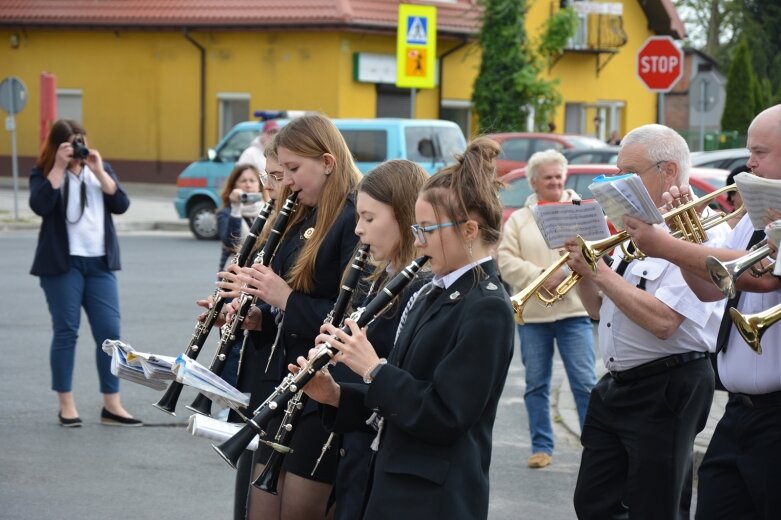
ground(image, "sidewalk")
xmin=0 ymin=176 xmax=188 ymax=232
xmin=553 ymin=357 xmax=727 ymax=473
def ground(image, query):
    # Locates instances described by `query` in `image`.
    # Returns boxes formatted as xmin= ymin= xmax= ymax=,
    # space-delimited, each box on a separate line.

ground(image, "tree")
xmin=673 ymin=0 xmax=742 ymax=66
xmin=472 ymin=0 xmax=572 ymax=133
xmin=721 ymin=37 xmax=756 ymax=133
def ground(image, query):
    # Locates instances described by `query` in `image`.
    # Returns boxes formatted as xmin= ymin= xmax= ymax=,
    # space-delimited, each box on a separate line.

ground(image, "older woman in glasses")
xmin=497 ymin=149 xmax=596 ymax=469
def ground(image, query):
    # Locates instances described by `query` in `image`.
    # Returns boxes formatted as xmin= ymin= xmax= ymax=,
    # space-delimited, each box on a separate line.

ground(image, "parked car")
xmin=486 ymin=132 xmax=607 ymax=176
xmin=499 ymin=164 xmax=732 ymax=224
xmin=175 ymin=118 xmax=466 ymax=239
xmin=563 ymin=146 xmax=620 ymax=165
xmin=690 ymin=148 xmax=749 ymax=171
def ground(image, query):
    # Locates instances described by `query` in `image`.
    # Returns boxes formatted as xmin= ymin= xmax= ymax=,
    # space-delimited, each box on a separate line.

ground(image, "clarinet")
xmin=252 ymin=244 xmax=370 ymax=493
xmin=213 ymin=255 xmax=430 ymax=469
xmin=153 ymin=199 xmax=275 ymax=416
xmin=186 ymin=192 xmax=299 ymax=417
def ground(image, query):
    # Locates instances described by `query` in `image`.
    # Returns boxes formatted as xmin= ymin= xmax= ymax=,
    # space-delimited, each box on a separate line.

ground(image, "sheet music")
xmin=531 ymin=199 xmax=611 ymax=249
xmin=172 ymin=355 xmax=249 ymax=411
xmin=102 ymin=340 xmax=169 ymax=390
xmin=734 ymin=172 xmax=781 ymax=229
xmin=187 ymin=414 xmax=259 ymax=451
xmin=588 ymin=174 xmax=664 ymax=230
xmin=765 ymin=220 xmax=781 ymax=276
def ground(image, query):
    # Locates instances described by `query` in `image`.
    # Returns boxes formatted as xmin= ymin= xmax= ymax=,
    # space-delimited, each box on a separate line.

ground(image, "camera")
xmin=240 ymin=192 xmax=264 ymax=203
xmin=72 ymin=138 xmax=90 ymax=160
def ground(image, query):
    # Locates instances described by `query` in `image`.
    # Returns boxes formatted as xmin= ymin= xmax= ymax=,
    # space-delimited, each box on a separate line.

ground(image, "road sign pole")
xmin=410 ymin=88 xmax=416 ymax=118
xmin=10 ymin=116 xmax=18 ymax=221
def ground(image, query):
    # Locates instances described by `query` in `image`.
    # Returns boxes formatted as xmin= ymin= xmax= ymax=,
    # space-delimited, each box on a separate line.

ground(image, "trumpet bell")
xmin=706 ymin=256 xmax=737 ymax=299
xmin=729 ymin=307 xmax=763 ymax=355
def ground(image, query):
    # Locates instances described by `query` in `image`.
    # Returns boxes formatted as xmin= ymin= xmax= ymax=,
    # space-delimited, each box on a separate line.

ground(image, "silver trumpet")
xmin=706 ymin=239 xmax=771 ymax=298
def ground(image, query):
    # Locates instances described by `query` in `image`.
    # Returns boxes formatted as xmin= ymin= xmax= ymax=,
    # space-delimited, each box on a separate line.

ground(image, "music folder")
xmin=531 ymin=199 xmax=611 ymax=249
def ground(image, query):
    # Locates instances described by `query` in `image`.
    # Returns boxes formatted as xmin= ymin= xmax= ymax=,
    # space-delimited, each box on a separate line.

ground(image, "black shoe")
xmin=100 ymin=407 xmax=143 ymax=427
xmin=58 ymin=413 xmax=83 ymax=428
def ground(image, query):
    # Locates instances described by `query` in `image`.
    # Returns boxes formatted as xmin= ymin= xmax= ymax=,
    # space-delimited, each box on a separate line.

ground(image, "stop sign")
xmin=636 ymin=36 xmax=683 ymax=93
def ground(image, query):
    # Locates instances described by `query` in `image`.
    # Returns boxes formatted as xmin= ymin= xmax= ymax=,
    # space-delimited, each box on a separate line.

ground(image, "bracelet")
xmin=362 ymin=358 xmax=387 ymax=384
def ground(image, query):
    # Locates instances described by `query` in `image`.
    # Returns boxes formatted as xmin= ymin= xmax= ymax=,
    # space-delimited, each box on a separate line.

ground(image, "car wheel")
xmin=188 ymin=201 xmax=218 ymax=240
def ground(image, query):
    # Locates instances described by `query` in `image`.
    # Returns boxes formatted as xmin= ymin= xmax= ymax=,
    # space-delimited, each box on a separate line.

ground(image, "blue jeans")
xmin=519 ymin=316 xmax=596 ymax=454
xmin=39 ymin=256 xmax=121 ymax=394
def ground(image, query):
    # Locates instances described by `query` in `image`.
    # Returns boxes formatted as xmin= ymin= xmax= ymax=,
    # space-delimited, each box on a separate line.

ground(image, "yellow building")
xmin=0 ymin=0 xmax=683 ymax=182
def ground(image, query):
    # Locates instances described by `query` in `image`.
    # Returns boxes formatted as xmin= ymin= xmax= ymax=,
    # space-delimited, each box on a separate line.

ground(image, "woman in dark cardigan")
xmin=29 ymin=119 xmax=140 ymax=428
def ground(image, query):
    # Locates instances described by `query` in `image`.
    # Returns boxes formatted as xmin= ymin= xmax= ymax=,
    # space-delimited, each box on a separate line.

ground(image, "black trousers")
xmin=573 ymin=356 xmax=714 ymax=520
xmin=695 ymin=396 xmax=781 ymax=519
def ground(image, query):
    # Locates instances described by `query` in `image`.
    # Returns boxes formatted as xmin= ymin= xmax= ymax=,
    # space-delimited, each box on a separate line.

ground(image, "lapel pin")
xmin=449 ymin=291 xmax=460 ymax=300
xmin=303 ymin=227 xmax=315 ymax=239
xmin=486 ymin=282 xmax=498 ymax=291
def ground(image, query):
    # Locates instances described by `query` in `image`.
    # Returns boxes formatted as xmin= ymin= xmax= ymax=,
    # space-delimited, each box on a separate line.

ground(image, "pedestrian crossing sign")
xmin=407 ymin=16 xmax=428 ymax=45
xmin=396 ymin=4 xmax=437 ymax=89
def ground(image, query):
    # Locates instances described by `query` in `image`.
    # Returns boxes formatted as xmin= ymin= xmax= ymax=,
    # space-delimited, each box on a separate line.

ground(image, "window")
xmin=405 ymin=126 xmax=465 ymax=163
xmin=440 ymin=99 xmax=471 ymax=138
xmin=500 ymin=139 xmax=532 ymax=162
xmin=376 ymin=84 xmax=411 ymax=118
xmin=217 ymin=93 xmax=250 ymax=141
xmin=217 ymin=129 xmax=258 ymax=163
xmin=341 ymin=130 xmax=388 ymax=163
xmin=57 ymin=89 xmax=83 ymax=122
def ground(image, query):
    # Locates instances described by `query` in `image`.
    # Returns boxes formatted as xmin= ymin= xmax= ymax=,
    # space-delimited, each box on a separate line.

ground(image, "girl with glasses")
xmin=296 ymin=137 xmax=515 ymax=519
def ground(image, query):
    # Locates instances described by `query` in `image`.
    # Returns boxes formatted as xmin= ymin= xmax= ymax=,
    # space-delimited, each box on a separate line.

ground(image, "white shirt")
xmin=65 ymin=166 xmax=106 ymax=257
xmin=598 ymin=217 xmax=728 ymax=371
xmin=718 ymin=214 xmax=781 ymax=394
xmin=432 ymin=256 xmax=493 ymax=289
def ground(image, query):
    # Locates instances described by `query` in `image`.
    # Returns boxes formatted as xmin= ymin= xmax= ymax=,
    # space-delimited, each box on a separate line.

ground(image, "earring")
xmin=467 ymin=242 xmax=473 ymax=256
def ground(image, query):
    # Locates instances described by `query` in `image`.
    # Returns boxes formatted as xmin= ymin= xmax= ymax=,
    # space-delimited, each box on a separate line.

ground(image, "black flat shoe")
xmin=100 ymin=407 xmax=143 ymax=427
xmin=58 ymin=413 xmax=82 ymax=428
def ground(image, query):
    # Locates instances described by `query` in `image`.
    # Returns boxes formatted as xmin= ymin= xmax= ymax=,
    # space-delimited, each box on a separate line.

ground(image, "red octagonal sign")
xmin=636 ymin=36 xmax=683 ymax=93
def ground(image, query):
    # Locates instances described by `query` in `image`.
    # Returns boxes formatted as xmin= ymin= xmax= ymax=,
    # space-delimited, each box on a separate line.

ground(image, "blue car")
xmin=175 ymin=118 xmax=466 ymax=239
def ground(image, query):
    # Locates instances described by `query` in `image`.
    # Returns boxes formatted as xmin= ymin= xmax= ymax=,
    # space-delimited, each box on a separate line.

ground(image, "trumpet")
xmin=510 ymin=185 xmax=743 ymax=324
xmin=706 ymin=240 xmax=772 ymax=299
xmin=729 ymin=303 xmax=781 ymax=355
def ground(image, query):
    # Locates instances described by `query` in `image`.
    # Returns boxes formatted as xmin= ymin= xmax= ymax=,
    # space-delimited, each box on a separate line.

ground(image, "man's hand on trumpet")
xmin=622 ymin=184 xmax=692 ymax=258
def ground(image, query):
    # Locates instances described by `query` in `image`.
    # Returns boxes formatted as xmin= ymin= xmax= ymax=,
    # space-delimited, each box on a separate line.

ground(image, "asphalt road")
xmin=0 ymin=231 xmax=583 ymax=519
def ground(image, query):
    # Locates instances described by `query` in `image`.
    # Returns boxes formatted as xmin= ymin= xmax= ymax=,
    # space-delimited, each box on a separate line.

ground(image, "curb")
xmin=0 ymin=220 xmax=189 ymax=233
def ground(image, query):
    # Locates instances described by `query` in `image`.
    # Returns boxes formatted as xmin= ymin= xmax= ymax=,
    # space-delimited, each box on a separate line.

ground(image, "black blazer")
xmin=326 ymin=269 xmax=432 ymax=520
xmin=331 ymin=260 xmax=514 ymax=520
xmin=29 ymin=163 xmax=129 ymax=276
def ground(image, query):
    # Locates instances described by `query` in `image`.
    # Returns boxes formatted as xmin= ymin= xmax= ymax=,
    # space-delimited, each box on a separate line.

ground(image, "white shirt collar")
xmin=432 ymin=256 xmax=493 ymax=289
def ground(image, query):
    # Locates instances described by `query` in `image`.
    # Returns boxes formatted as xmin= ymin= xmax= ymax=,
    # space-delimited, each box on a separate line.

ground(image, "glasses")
xmin=261 ymin=172 xmax=283 ymax=185
xmin=630 ymin=160 xmax=668 ymax=176
xmin=410 ymin=221 xmax=465 ymax=245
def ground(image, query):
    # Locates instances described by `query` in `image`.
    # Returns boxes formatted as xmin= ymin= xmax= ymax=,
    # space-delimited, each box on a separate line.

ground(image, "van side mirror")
xmin=418 ymin=138 xmax=435 ymax=158
xmin=207 ymin=148 xmax=217 ymax=161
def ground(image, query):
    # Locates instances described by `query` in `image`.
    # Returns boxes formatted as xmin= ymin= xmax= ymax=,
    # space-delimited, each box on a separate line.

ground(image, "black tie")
xmin=715 ymin=229 xmax=766 ymax=354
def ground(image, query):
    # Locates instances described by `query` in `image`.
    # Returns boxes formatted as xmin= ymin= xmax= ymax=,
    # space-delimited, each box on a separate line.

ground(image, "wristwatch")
xmin=363 ymin=358 xmax=387 ymax=384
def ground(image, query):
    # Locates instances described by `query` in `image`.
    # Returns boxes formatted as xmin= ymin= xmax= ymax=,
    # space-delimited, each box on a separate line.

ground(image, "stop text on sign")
xmin=639 ymin=55 xmax=679 ymax=74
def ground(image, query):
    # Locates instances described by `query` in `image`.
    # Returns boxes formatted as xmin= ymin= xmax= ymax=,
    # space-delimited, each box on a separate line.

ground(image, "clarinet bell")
xmin=251 ymin=451 xmax=283 ymax=494
xmin=213 ymin=424 xmax=259 ymax=469
xmin=153 ymin=381 xmax=185 ymax=416
xmin=185 ymin=392 xmax=213 ymax=417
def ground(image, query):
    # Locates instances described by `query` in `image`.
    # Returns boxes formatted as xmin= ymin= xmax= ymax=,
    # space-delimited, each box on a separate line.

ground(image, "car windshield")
xmin=499 ymin=177 xmax=533 ymax=208
xmin=565 ymin=136 xmax=606 ymax=149
xmin=217 ymin=130 xmax=258 ymax=162
xmin=404 ymin=126 xmax=466 ymax=163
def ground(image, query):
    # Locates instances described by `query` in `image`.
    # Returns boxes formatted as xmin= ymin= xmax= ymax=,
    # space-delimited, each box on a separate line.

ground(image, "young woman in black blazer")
xmin=300 ymin=137 xmax=515 ymax=519
xmin=325 ymin=159 xmax=431 ymax=519
xmin=223 ymin=114 xmax=362 ymax=520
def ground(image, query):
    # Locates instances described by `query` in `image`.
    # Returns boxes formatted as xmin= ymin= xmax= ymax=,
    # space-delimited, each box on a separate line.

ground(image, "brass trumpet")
xmin=706 ymin=240 xmax=771 ymax=298
xmin=729 ymin=303 xmax=781 ymax=355
xmin=510 ymin=185 xmax=742 ymax=324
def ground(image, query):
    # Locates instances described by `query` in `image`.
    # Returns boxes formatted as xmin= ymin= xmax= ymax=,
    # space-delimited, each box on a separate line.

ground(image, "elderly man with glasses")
xmin=563 ymin=124 xmax=730 ymax=520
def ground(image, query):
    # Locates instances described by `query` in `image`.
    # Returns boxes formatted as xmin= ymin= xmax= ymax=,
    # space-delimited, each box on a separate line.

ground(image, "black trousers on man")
xmin=573 ymin=356 xmax=714 ymax=520
xmin=696 ymin=395 xmax=781 ymax=519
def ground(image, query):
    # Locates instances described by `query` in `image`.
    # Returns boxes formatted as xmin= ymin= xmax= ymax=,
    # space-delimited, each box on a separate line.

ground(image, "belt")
xmin=609 ymin=351 xmax=708 ymax=383
xmin=732 ymin=390 xmax=781 ymax=409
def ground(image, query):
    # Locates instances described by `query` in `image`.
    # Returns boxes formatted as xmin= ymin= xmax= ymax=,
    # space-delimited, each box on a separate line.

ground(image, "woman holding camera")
xmin=216 ymin=163 xmax=265 ymax=271
xmin=29 ymin=119 xmax=141 ymax=428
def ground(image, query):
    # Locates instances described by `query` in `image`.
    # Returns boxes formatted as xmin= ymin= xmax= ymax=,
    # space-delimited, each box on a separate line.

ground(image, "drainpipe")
xmin=183 ymin=28 xmax=206 ymax=157
xmin=437 ymin=37 xmax=470 ymax=120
